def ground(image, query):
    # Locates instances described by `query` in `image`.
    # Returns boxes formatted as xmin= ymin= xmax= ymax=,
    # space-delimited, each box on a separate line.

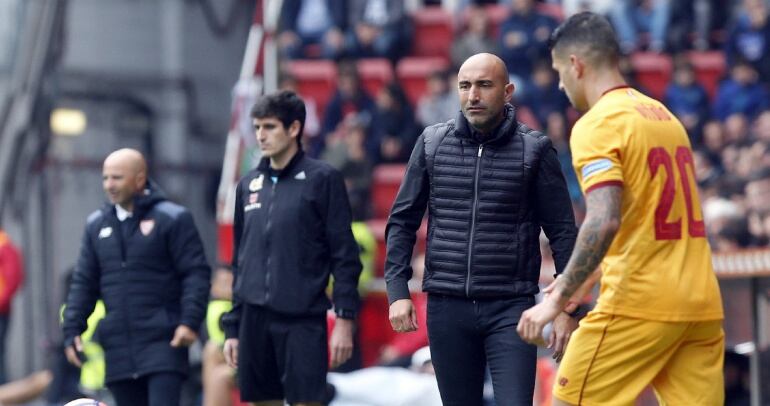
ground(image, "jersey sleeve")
xmin=570 ymin=119 xmax=625 ymax=194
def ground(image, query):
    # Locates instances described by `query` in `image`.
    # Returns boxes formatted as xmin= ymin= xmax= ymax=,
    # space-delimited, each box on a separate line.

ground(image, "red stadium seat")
xmin=285 ymin=59 xmax=337 ymax=115
xmin=459 ymin=4 xmax=509 ymax=38
xmin=357 ymin=58 xmax=394 ymax=99
xmin=484 ymin=3 xmax=511 ymax=37
xmin=630 ymin=52 xmax=673 ymax=100
xmin=411 ymin=6 xmax=454 ymax=59
xmin=686 ymin=50 xmax=726 ymax=101
xmin=396 ymin=56 xmax=451 ymax=106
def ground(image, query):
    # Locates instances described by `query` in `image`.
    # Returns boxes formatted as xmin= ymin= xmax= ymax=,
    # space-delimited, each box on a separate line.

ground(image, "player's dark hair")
xmin=549 ymin=12 xmax=621 ymax=66
xmin=250 ymin=90 xmax=306 ymax=146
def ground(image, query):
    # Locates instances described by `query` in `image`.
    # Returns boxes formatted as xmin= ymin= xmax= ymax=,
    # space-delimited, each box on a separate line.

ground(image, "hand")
xmin=542 ymin=279 xmax=579 ymax=315
xmin=170 ymin=325 xmax=198 ymax=348
xmin=223 ymin=338 xmax=239 ymax=369
xmin=64 ymin=335 xmax=84 ymax=368
xmin=389 ymin=299 xmax=418 ymax=333
xmin=517 ymin=297 xmax=563 ymax=346
xmin=549 ymin=312 xmax=578 ymax=362
xmin=330 ymin=318 xmax=355 ymax=369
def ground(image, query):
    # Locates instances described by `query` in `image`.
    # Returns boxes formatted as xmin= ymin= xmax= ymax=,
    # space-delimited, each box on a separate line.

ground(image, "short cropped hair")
xmin=549 ymin=12 xmax=621 ymax=67
xmin=250 ymin=90 xmax=306 ymax=145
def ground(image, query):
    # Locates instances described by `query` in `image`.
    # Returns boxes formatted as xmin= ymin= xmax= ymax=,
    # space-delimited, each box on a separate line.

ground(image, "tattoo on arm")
xmin=559 ymin=186 xmax=622 ymax=300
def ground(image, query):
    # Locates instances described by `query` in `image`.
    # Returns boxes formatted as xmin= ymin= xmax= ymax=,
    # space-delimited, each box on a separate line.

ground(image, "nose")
xmin=469 ymin=85 xmax=481 ymax=102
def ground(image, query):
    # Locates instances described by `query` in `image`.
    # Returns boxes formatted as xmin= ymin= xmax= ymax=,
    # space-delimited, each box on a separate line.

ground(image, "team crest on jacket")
xmin=98 ymin=227 xmax=113 ymax=239
xmin=140 ymin=219 xmax=155 ymax=236
xmin=249 ymin=175 xmax=264 ymax=192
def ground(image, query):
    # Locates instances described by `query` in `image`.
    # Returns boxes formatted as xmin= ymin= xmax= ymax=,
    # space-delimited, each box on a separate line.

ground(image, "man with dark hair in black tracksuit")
xmin=62 ymin=148 xmax=211 ymax=406
xmin=385 ymin=53 xmax=579 ymax=406
xmin=220 ymin=90 xmax=362 ymax=406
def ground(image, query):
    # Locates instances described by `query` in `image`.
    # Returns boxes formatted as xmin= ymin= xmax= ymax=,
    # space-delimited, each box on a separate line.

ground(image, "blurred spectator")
xmin=725 ymin=0 xmax=770 ymax=82
xmin=702 ymin=119 xmax=727 ymax=160
xmin=525 ymin=60 xmax=570 ymax=127
xmin=0 ymin=230 xmax=22 ymax=385
xmin=712 ymin=60 xmax=769 ymax=121
xmin=344 ymin=0 xmax=412 ymax=62
xmin=368 ymin=83 xmax=419 ymax=164
xmin=277 ymin=0 xmax=347 ymax=60
xmin=752 ymin=109 xmax=770 ymax=144
xmin=609 ymin=0 xmax=672 ymax=54
xmin=724 ymin=113 xmax=751 ymax=145
xmin=322 ymin=114 xmax=374 ymax=220
xmin=665 ymin=57 xmax=709 ymax=144
xmin=416 ymin=69 xmax=459 ymax=128
xmin=713 ymin=216 xmax=752 ymax=251
xmin=498 ymin=0 xmax=558 ymax=98
xmin=703 ymin=196 xmax=744 ymax=251
xmin=745 ymin=167 xmax=770 ymax=216
xmin=668 ymin=0 xmax=712 ymax=51
xmin=693 ymin=148 xmax=723 ymax=190
xmin=319 ymin=60 xmax=376 ymax=157
xmin=451 ymin=5 xmax=500 ymax=69
xmin=561 ymin=0 xmax=614 ymax=17
xmin=544 ymin=112 xmax=583 ymax=210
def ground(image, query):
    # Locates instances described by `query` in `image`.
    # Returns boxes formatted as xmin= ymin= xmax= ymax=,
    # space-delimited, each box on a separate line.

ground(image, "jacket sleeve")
xmin=324 ymin=169 xmax=362 ymax=317
xmin=169 ymin=210 xmax=211 ymax=330
xmin=384 ymin=133 xmax=429 ymax=304
xmin=62 ymin=223 xmax=101 ymax=344
xmin=221 ymin=182 xmax=243 ymax=339
xmin=534 ymin=137 xmax=577 ymax=275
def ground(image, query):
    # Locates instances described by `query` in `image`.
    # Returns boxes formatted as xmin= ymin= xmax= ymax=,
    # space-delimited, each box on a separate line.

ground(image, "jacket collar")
xmin=455 ymin=104 xmax=518 ymax=146
xmin=257 ymin=149 xmax=305 ymax=179
xmin=103 ymin=179 xmax=166 ymax=220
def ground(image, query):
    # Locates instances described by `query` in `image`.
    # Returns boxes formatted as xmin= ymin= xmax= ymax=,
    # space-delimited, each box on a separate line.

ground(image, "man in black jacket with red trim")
xmin=221 ymin=91 xmax=362 ymax=406
xmin=386 ymin=53 xmax=579 ymax=406
xmin=62 ymin=148 xmax=211 ymax=406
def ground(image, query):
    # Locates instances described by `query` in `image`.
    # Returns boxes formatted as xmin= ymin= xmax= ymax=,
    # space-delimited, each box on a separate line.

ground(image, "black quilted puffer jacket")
xmin=385 ymin=105 xmax=577 ymax=303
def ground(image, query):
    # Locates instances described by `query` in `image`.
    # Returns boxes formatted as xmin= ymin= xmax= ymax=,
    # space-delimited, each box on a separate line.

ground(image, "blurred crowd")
xmin=276 ymin=0 xmax=770 ymax=254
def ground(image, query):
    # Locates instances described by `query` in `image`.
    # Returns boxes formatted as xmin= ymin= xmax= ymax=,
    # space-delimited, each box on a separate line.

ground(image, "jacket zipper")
xmin=466 ymin=144 xmax=483 ymax=297
xmin=113 ymin=216 xmax=138 ymax=378
xmin=264 ymin=180 xmax=277 ymax=302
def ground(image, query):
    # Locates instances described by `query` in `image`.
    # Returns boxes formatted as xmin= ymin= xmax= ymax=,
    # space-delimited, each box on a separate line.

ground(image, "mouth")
xmin=466 ymin=106 xmax=485 ymax=113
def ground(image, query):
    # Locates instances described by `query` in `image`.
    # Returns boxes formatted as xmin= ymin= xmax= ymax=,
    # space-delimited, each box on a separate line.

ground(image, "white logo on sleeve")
xmin=581 ymin=159 xmax=614 ymax=180
xmin=294 ymin=171 xmax=306 ymax=180
xmin=98 ymin=227 xmax=113 ymax=239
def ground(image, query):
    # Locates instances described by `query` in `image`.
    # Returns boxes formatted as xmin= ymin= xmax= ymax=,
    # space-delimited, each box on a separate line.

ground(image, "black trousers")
xmin=107 ymin=372 xmax=184 ymax=406
xmin=427 ymin=293 xmax=537 ymax=406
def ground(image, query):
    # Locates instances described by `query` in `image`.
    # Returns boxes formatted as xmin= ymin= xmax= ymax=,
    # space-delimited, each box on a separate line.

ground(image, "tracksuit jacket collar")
xmin=257 ymin=149 xmax=305 ymax=179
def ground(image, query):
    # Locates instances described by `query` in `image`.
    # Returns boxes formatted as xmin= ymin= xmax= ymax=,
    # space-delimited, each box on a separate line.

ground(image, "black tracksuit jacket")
xmin=221 ymin=151 xmax=361 ymax=339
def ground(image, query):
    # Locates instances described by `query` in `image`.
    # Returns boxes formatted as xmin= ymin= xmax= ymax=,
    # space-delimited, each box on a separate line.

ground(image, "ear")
xmin=135 ymin=171 xmax=147 ymax=190
xmin=569 ymin=54 xmax=585 ymax=78
xmin=504 ymin=82 xmax=515 ymax=103
xmin=287 ymin=120 xmax=301 ymax=139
